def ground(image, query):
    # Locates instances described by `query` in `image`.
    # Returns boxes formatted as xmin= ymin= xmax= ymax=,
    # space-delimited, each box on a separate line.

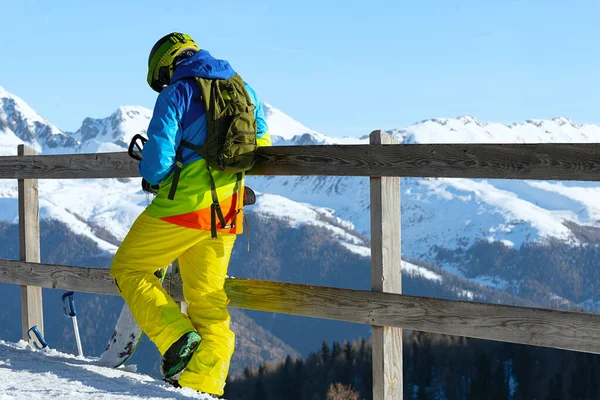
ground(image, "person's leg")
xmin=110 ymin=211 xmax=198 ymax=355
xmin=176 ymin=231 xmax=236 ymax=396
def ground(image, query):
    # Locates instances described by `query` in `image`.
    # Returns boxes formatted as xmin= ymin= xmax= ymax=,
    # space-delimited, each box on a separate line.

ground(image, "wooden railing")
xmin=2 ymin=131 xmax=600 ymax=399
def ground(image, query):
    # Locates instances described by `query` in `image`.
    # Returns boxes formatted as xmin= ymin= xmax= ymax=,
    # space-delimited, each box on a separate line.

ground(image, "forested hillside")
xmin=226 ymin=332 xmax=600 ymax=400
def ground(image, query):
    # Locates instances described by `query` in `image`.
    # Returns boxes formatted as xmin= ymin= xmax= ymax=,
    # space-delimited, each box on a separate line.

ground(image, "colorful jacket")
xmin=140 ymin=50 xmax=271 ymax=233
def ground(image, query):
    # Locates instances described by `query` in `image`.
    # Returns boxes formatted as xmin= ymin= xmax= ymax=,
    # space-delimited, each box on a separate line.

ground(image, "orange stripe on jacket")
xmin=160 ymin=193 xmax=239 ymax=234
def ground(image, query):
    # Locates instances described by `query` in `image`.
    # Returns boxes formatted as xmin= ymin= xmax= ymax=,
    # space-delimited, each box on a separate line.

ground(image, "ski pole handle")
xmin=128 ymin=134 xmax=147 ymax=161
xmin=61 ymin=291 xmax=77 ymax=317
xmin=27 ymin=325 xmax=48 ymax=349
xmin=61 ymin=291 xmax=83 ymax=356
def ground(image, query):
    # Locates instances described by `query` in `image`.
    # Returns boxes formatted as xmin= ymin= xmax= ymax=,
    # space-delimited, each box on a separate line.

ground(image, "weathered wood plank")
xmin=0 ymin=259 xmax=119 ymax=295
xmin=2 ymin=143 xmax=600 ymax=180
xmin=18 ymin=145 xmax=44 ymax=344
xmin=0 ymin=152 xmax=139 ymax=179
xmin=370 ymin=131 xmax=402 ymax=400
xmin=251 ymin=143 xmax=600 ymax=180
xmin=223 ymin=278 xmax=600 ymax=355
xmin=3 ymin=258 xmax=600 ymax=355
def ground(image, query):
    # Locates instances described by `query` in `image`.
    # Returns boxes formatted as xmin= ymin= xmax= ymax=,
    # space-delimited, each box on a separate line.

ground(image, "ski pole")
xmin=27 ymin=325 xmax=48 ymax=349
xmin=62 ymin=291 xmax=83 ymax=357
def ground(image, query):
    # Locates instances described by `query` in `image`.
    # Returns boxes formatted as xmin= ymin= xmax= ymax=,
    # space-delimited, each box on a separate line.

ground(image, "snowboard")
xmin=97 ymin=268 xmax=168 ymax=368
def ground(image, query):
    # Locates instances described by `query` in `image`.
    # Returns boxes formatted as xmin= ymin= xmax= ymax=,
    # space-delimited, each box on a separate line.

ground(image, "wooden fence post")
xmin=370 ymin=130 xmax=402 ymax=400
xmin=18 ymin=144 xmax=43 ymax=344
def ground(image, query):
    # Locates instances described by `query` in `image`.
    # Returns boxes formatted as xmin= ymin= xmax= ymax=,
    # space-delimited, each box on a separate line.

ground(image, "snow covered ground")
xmin=0 ymin=340 xmax=218 ymax=400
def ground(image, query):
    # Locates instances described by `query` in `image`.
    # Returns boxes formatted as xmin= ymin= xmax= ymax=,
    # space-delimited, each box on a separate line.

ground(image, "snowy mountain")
xmin=70 ymin=106 xmax=152 ymax=154
xmin=263 ymin=103 xmax=361 ymax=145
xmin=2 ymin=85 xmax=600 ymax=302
xmin=262 ymin=103 xmax=316 ymax=141
xmin=0 ymin=86 xmax=78 ymax=153
xmin=249 ymin=114 xmax=600 ymax=268
xmin=390 ymin=115 xmax=600 ymax=144
xmin=0 ymin=91 xmax=372 ymax=257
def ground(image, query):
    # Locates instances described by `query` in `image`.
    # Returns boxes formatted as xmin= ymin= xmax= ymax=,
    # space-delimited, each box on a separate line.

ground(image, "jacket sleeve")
xmin=139 ymin=88 xmax=184 ymax=185
xmin=245 ymin=83 xmax=271 ymax=147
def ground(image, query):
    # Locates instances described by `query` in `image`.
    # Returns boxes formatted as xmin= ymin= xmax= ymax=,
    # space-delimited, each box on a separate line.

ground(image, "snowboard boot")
xmin=160 ymin=331 xmax=201 ymax=379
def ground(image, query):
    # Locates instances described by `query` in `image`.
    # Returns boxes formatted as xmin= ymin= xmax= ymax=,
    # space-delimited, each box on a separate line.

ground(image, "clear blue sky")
xmin=2 ymin=0 xmax=600 ymax=137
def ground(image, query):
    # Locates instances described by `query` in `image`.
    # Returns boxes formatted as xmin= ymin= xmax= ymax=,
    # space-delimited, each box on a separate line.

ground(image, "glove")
xmin=142 ymin=179 xmax=160 ymax=195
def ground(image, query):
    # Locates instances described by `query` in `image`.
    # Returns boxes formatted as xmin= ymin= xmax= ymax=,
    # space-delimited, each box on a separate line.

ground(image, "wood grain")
xmin=0 ymin=259 xmax=119 ymax=295
xmin=0 ymin=152 xmax=139 ymax=179
xmin=250 ymin=143 xmax=600 ymax=180
xmin=18 ymin=145 xmax=43 ymax=344
xmin=370 ymin=131 xmax=402 ymax=400
xmin=3 ymin=143 xmax=600 ymax=180
xmin=223 ymin=278 xmax=600 ymax=356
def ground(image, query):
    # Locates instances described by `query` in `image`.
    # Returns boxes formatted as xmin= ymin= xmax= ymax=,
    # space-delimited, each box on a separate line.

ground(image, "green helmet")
xmin=147 ymin=32 xmax=200 ymax=93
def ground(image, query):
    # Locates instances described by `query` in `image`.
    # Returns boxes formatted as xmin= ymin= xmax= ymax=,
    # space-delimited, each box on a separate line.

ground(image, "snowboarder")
xmin=110 ymin=32 xmax=271 ymax=396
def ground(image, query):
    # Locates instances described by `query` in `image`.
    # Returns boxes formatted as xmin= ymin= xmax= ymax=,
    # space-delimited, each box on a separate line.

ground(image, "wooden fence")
xmin=2 ymin=132 xmax=600 ymax=399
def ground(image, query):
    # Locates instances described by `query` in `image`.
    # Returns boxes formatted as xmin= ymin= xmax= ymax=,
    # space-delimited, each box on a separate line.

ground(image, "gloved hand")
xmin=142 ymin=179 xmax=160 ymax=195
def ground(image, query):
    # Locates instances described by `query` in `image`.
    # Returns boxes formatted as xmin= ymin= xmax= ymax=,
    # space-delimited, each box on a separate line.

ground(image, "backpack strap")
xmin=166 ymin=140 xmax=241 ymax=238
xmin=167 ymin=146 xmax=185 ymax=200
xmin=167 ymin=140 xmax=202 ymax=201
xmin=207 ymin=166 xmax=231 ymax=238
xmin=180 ymin=139 xmax=202 ymax=154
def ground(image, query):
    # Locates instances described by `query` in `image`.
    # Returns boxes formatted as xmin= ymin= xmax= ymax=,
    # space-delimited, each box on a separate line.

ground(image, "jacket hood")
xmin=170 ymin=50 xmax=236 ymax=82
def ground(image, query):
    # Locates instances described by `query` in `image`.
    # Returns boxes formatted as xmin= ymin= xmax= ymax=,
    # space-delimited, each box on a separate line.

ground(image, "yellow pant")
xmin=110 ymin=211 xmax=236 ymax=395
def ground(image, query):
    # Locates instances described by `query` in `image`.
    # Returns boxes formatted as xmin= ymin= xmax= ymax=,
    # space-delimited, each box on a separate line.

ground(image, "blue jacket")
xmin=140 ymin=50 xmax=269 ymax=185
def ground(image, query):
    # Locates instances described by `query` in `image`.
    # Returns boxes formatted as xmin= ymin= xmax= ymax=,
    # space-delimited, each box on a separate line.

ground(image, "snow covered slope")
xmin=251 ymin=193 xmax=369 ymax=257
xmin=0 ymin=340 xmax=218 ymax=399
xmin=0 ymin=127 xmax=26 ymax=156
xmin=264 ymin=103 xmax=362 ymax=145
xmin=262 ymin=103 xmax=316 ymax=141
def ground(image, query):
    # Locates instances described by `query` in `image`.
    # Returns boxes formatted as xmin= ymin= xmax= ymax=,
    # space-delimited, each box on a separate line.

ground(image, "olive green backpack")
xmin=168 ymin=74 xmax=258 ymax=238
